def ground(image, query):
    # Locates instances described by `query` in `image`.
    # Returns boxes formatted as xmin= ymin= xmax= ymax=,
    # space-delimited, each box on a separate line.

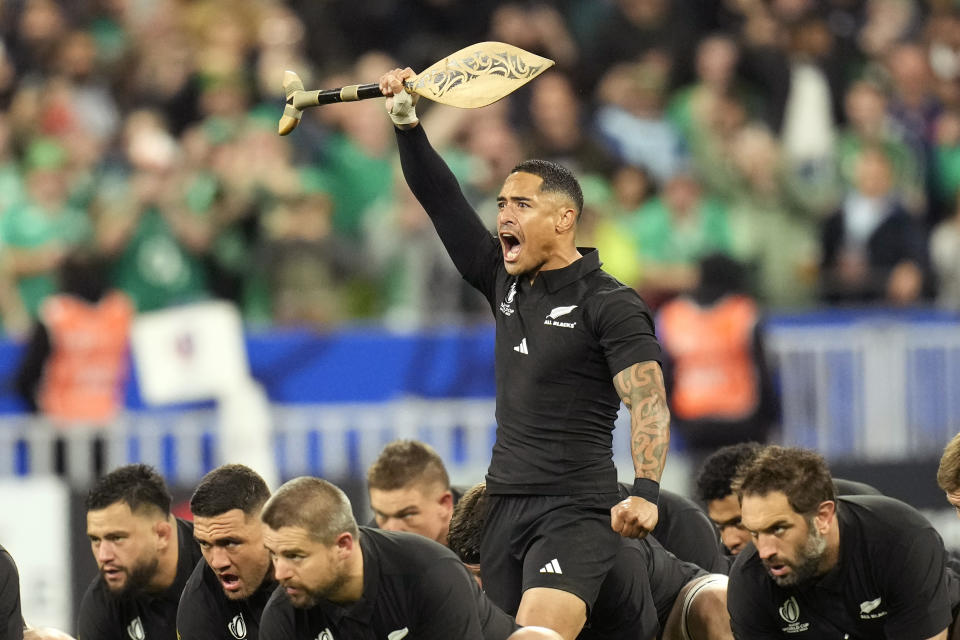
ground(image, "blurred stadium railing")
xmin=0 ymin=310 xmax=957 ymax=489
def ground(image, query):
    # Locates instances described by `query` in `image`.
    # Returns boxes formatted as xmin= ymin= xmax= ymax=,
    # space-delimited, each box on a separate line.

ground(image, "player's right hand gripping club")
xmin=381 ymin=68 xmax=419 ymax=129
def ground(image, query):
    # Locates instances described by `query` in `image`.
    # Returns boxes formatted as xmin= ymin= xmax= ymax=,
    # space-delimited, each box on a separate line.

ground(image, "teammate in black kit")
xmin=79 ymin=464 xmax=202 ymax=640
xmin=258 ymin=476 xmax=518 ymax=640
xmin=728 ymin=446 xmax=960 ymax=639
xmin=366 ymin=440 xmax=463 ymax=546
xmin=696 ymin=442 xmax=882 ymax=557
xmin=449 ymin=482 xmax=733 ymax=640
xmin=618 ymin=483 xmax=730 ymax=574
xmin=379 ymin=67 xmax=671 ymax=640
xmin=176 ymin=464 xmax=276 ymax=640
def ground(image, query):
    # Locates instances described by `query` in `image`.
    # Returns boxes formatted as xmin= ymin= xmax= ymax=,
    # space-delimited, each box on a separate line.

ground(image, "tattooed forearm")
xmin=614 ymin=361 xmax=670 ymax=481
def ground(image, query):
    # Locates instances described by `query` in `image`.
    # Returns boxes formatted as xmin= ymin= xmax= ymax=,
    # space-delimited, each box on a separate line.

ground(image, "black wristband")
xmin=632 ymin=477 xmax=660 ymax=505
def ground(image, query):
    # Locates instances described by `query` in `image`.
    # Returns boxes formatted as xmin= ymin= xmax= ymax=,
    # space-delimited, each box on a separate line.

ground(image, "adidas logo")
xmin=513 ymin=338 xmax=528 ymax=354
xmin=539 ymin=559 xmax=562 ymax=574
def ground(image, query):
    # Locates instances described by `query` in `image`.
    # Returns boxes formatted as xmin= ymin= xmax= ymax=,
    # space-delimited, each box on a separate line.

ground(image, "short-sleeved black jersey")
xmin=397 ymin=125 xmax=661 ymax=495
xmin=258 ymin=527 xmax=517 ymax=640
xmin=0 ymin=545 xmax=23 ymax=640
xmin=78 ymin=519 xmax=202 ymax=640
xmin=176 ymin=558 xmax=276 ymax=640
xmin=727 ymin=495 xmax=959 ymax=639
xmin=833 ymin=478 xmax=882 ymax=497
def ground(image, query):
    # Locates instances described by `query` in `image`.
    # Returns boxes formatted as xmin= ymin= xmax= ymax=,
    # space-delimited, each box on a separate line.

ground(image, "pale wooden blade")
xmin=279 ymin=70 xmax=305 ymax=135
xmin=407 ymin=41 xmax=554 ymax=108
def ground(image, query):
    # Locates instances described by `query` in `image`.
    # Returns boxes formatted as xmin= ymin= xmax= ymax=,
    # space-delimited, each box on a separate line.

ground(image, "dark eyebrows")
xmin=714 ymin=516 xmax=742 ymax=527
xmin=755 ymin=519 xmax=792 ymax=534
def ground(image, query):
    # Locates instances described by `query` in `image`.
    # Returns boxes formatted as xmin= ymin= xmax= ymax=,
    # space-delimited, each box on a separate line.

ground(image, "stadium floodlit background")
xmin=1 ymin=0 xmax=960 ymax=634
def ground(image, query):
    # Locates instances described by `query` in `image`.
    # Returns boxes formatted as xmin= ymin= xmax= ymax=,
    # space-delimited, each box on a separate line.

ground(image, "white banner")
xmin=0 ymin=476 xmax=71 ymax=631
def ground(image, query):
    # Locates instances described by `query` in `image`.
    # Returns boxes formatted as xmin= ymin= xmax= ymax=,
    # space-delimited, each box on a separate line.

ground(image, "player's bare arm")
xmin=610 ymin=360 xmax=670 ymax=538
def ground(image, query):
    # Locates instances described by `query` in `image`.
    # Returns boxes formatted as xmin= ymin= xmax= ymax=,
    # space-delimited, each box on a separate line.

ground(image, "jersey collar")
xmin=537 ymin=247 xmax=602 ymax=293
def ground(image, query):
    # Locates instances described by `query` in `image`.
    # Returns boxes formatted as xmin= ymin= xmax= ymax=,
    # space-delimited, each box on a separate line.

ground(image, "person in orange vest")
xmin=656 ymin=253 xmax=778 ymax=471
xmin=15 ymin=250 xmax=134 ymax=476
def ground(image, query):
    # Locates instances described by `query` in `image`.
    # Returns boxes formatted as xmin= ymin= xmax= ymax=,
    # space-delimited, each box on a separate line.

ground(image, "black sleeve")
xmin=77 ymin=582 xmax=122 ymax=640
xmin=13 ymin=323 xmax=50 ymax=413
xmin=881 ymin=529 xmax=953 ymax=639
xmin=591 ymin=288 xmax=662 ymax=376
xmin=474 ymin=582 xmax=518 ymax=640
xmin=0 ymin=549 xmax=23 ymax=640
xmin=176 ymin=564 xmax=224 ymax=640
xmin=257 ymin=592 xmax=296 ymax=640
xmin=653 ymin=491 xmax=729 ymax=575
xmin=411 ymin=558 xmax=488 ymax=639
xmin=395 ymin=126 xmax=500 ymax=299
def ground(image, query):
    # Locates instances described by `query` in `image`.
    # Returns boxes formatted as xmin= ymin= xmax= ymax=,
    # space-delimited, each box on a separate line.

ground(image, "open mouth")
xmin=219 ymin=573 xmax=241 ymax=590
xmin=499 ymin=231 xmax=522 ymax=262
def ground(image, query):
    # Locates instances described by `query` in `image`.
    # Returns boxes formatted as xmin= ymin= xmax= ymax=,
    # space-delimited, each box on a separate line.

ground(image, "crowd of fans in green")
xmin=1 ymin=0 xmax=960 ymax=337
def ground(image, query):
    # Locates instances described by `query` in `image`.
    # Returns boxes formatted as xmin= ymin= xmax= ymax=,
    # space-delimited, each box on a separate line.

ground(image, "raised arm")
xmin=380 ymin=68 xmax=497 ymax=290
xmin=610 ymin=360 xmax=670 ymax=538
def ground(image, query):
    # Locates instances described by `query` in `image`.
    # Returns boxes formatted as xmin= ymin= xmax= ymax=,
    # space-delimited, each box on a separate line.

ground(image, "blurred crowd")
xmin=1 ymin=0 xmax=960 ymax=336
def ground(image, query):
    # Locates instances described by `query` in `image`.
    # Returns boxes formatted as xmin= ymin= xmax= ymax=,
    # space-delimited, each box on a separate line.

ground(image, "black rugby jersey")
xmin=727 ymin=495 xmax=959 ymax=639
xmin=78 ymin=519 xmax=202 ymax=640
xmin=258 ymin=527 xmax=517 ymax=640
xmin=176 ymin=558 xmax=276 ymax=640
xmin=397 ymin=126 xmax=661 ymax=495
xmin=618 ymin=484 xmax=730 ymax=574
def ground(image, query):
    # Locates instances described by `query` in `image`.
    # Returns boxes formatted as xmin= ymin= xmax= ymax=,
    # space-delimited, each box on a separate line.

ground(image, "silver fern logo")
xmin=227 ymin=613 xmax=246 ymax=639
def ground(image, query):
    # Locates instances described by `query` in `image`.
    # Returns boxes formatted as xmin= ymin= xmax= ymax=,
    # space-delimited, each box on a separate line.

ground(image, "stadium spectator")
xmin=629 ymin=169 xmax=733 ymax=305
xmin=1 ymin=137 xmax=91 ymax=320
xmin=819 ymin=145 xmax=931 ymax=305
xmin=94 ymin=109 xmax=212 ymax=312
xmin=930 ymin=186 xmax=960 ymax=308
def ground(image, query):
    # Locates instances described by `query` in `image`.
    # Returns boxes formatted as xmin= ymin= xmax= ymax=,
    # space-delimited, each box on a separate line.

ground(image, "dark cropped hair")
xmin=190 ymin=464 xmax=271 ymax=519
xmin=86 ymin=464 xmax=172 ymax=516
xmin=734 ymin=446 xmax=836 ymax=515
xmin=448 ymin=482 xmax=487 ymax=565
xmin=695 ymin=442 xmax=764 ymax=503
xmin=367 ymin=440 xmax=450 ymax=492
xmin=511 ymin=159 xmax=584 ymax=220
